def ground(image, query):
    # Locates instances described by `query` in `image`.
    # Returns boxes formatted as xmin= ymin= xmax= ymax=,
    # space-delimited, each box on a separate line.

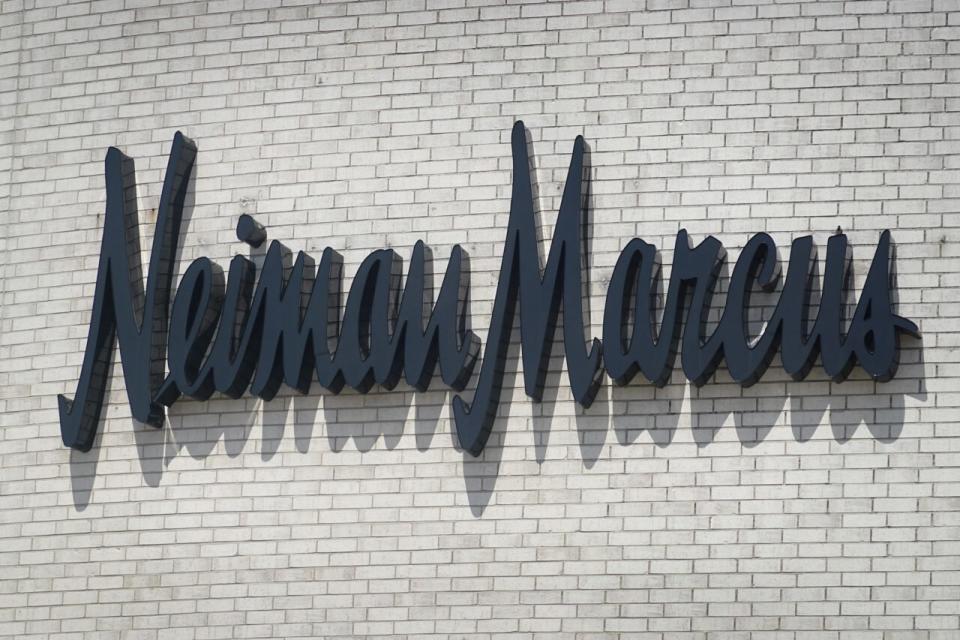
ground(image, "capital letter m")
xmin=58 ymin=133 xmax=196 ymax=451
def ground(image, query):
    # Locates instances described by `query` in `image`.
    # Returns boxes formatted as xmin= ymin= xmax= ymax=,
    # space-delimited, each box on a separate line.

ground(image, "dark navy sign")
xmin=58 ymin=123 xmax=919 ymax=456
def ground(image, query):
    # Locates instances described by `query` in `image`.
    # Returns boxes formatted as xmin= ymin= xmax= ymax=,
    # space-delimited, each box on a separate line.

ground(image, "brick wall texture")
xmin=1 ymin=0 xmax=958 ymax=638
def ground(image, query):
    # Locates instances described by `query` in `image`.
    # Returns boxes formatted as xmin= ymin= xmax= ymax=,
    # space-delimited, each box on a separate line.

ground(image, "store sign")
xmin=58 ymin=123 xmax=919 ymax=456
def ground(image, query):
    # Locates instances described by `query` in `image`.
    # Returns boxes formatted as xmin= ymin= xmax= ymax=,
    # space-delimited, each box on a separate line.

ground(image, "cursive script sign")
xmin=58 ymin=122 xmax=919 ymax=455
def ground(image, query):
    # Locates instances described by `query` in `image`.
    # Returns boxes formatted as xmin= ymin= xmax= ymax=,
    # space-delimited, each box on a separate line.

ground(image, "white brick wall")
xmin=1 ymin=0 xmax=958 ymax=638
